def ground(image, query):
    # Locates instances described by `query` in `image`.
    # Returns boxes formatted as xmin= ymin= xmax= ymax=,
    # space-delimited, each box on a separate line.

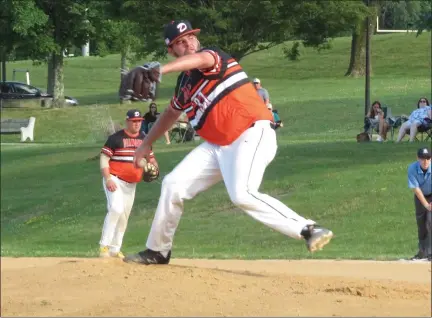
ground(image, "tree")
xmin=287 ymin=1 xmax=369 ymax=48
xmin=0 ymin=0 xmax=49 ymax=81
xmin=345 ymin=0 xmax=427 ymax=77
xmin=31 ymin=0 xmax=98 ymax=107
xmin=345 ymin=0 xmax=379 ymax=77
xmin=379 ymin=0 xmax=424 ymax=30
xmin=90 ymin=0 xmax=144 ymax=81
xmin=124 ymin=0 xmax=369 ymax=62
xmin=414 ymin=1 xmax=432 ymax=36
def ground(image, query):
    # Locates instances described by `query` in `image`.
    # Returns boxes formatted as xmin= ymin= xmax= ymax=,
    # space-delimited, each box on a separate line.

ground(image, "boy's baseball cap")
xmin=417 ymin=147 xmax=431 ymax=159
xmin=253 ymin=78 xmax=260 ymax=84
xmin=163 ymin=20 xmax=200 ymax=46
xmin=126 ymin=109 xmax=143 ymax=121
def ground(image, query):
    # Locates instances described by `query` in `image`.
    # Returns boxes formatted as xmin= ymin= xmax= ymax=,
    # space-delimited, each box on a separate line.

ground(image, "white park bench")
xmin=0 ymin=117 xmax=36 ymax=142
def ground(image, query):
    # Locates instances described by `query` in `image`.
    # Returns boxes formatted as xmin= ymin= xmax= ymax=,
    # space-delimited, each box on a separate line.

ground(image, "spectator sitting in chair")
xmin=268 ymin=103 xmax=283 ymax=129
xmin=142 ymin=103 xmax=171 ymax=145
xmin=364 ymin=100 xmax=388 ymax=142
xmin=396 ymin=97 xmax=431 ymax=143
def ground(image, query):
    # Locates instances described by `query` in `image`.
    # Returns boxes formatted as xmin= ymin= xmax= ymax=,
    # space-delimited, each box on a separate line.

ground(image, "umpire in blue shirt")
xmin=407 ymin=147 xmax=432 ymax=261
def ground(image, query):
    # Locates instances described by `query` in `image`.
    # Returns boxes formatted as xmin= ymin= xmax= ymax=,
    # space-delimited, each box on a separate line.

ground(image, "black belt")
xmin=111 ymin=174 xmax=132 ymax=184
xmin=250 ymin=122 xmax=276 ymax=130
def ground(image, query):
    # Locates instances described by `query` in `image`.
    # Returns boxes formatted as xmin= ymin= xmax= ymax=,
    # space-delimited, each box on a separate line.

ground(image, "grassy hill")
xmin=1 ymin=33 xmax=431 ymax=260
xmin=1 ymin=33 xmax=430 ymax=144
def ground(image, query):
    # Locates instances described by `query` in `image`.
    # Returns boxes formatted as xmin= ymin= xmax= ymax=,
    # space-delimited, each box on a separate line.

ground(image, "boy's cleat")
xmin=99 ymin=246 xmax=110 ymax=258
xmin=110 ymin=251 xmax=125 ymax=259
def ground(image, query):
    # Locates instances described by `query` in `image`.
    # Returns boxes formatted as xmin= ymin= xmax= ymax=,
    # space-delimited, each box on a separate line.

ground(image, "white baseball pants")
xmin=146 ymin=120 xmax=315 ymax=254
xmin=100 ymin=175 xmax=136 ymax=253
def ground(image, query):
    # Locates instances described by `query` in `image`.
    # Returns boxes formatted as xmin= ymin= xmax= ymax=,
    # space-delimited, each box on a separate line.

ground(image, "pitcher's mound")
xmin=1 ymin=257 xmax=431 ymax=317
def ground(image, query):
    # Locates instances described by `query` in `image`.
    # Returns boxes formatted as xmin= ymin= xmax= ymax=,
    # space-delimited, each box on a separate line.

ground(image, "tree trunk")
xmin=345 ymin=2 xmax=378 ymax=77
xmin=0 ymin=52 xmax=5 ymax=110
xmin=47 ymin=54 xmax=54 ymax=95
xmin=1 ymin=52 xmax=6 ymax=82
xmin=345 ymin=19 xmax=368 ymax=77
xmin=52 ymin=52 xmax=65 ymax=108
xmin=120 ymin=46 xmax=129 ymax=81
xmin=120 ymin=46 xmax=131 ymax=104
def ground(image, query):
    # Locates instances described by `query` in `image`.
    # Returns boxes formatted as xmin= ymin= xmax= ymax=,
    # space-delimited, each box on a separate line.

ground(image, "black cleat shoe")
xmin=409 ymin=251 xmax=427 ymax=261
xmin=123 ymin=249 xmax=171 ymax=265
xmin=301 ymin=224 xmax=333 ymax=253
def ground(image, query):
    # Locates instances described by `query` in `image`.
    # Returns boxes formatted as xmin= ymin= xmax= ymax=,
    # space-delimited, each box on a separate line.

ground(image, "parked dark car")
xmin=0 ymin=81 xmax=78 ymax=106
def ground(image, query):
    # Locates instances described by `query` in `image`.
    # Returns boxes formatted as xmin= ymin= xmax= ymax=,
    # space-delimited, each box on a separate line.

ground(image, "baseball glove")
xmin=119 ymin=62 xmax=162 ymax=102
xmin=142 ymin=161 xmax=160 ymax=183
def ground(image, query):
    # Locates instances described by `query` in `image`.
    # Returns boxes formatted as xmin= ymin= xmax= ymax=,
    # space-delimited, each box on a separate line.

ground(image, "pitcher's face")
xmin=168 ymin=34 xmax=199 ymax=57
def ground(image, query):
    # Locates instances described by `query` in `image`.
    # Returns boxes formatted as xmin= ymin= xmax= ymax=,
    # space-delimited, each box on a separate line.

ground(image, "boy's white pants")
xmin=146 ymin=120 xmax=315 ymax=254
xmin=100 ymin=175 xmax=136 ymax=253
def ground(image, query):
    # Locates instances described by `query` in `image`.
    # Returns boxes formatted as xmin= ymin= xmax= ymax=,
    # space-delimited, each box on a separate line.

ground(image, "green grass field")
xmin=1 ymin=33 xmax=431 ymax=260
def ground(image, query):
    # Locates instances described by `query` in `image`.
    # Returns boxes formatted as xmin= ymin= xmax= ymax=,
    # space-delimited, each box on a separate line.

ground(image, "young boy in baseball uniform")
xmin=99 ymin=109 xmax=158 ymax=258
xmin=120 ymin=20 xmax=333 ymax=265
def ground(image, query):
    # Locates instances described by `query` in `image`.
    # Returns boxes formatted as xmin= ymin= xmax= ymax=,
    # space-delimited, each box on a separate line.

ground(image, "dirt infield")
xmin=1 ymin=257 xmax=431 ymax=317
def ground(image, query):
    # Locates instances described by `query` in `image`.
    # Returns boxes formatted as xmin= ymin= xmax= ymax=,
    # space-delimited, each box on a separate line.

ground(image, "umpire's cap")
xmin=417 ymin=147 xmax=431 ymax=159
xmin=164 ymin=20 xmax=200 ymax=46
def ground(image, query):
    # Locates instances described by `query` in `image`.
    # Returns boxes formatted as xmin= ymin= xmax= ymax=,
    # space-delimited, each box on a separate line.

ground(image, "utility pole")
xmin=365 ymin=0 xmax=371 ymax=116
xmin=1 ymin=56 xmax=6 ymax=82
xmin=1 ymin=54 xmax=5 ymax=111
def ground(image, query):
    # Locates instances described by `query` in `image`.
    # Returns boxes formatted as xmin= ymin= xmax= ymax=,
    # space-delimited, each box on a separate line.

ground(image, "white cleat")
xmin=302 ymin=225 xmax=334 ymax=253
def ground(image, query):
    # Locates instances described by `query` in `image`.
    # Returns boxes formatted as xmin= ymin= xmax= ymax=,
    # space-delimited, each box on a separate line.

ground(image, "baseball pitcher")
xmin=119 ymin=20 xmax=333 ymax=265
xmin=99 ymin=109 xmax=159 ymax=258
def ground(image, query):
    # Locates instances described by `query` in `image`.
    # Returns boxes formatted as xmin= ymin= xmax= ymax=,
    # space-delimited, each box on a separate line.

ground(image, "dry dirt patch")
xmin=1 ymin=257 xmax=431 ymax=317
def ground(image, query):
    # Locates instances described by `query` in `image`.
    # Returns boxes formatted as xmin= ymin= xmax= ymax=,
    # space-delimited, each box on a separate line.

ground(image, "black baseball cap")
xmin=126 ymin=109 xmax=143 ymax=121
xmin=163 ymin=20 xmax=200 ymax=46
xmin=417 ymin=147 xmax=431 ymax=159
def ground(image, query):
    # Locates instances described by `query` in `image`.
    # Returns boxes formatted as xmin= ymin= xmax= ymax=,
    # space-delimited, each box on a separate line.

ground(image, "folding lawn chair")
xmin=416 ymin=119 xmax=432 ymax=142
xmin=169 ymin=121 xmax=196 ymax=143
xmin=364 ymin=106 xmax=402 ymax=140
xmin=384 ymin=107 xmax=406 ymax=140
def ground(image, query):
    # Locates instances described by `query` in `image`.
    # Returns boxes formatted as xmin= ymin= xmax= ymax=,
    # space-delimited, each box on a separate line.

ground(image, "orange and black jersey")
xmin=170 ymin=46 xmax=273 ymax=146
xmin=101 ymin=129 xmax=153 ymax=183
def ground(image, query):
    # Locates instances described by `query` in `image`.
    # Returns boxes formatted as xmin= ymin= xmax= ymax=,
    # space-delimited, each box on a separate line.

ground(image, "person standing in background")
xmin=99 ymin=109 xmax=158 ymax=259
xmin=253 ymin=78 xmax=270 ymax=106
xmin=142 ymin=103 xmax=171 ymax=145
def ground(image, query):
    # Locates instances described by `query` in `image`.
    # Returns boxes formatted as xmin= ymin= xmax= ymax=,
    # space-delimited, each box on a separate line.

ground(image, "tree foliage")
xmin=345 ymin=0 xmax=429 ymax=77
xmin=379 ymin=0 xmax=425 ymax=30
xmin=2 ymin=0 xmax=98 ymax=105
xmin=0 ymin=0 xmax=49 ymax=61
xmin=413 ymin=1 xmax=432 ymax=36
xmin=90 ymin=0 xmax=143 ymax=59
xmin=125 ymin=0 xmax=369 ymax=61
